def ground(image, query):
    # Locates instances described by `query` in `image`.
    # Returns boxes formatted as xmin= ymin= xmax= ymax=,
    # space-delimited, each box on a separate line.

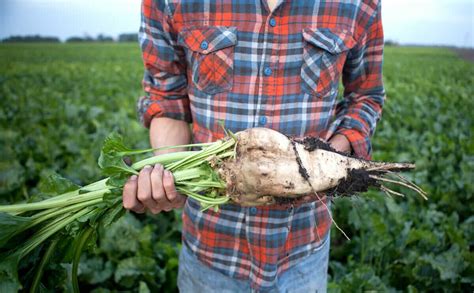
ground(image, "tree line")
xmin=1 ymin=33 xmax=138 ymax=43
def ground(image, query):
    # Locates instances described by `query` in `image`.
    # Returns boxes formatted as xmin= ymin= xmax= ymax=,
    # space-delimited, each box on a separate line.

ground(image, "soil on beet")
xmin=281 ymin=138 xmax=379 ymax=204
xmin=293 ymin=136 xmax=352 ymax=157
xmin=325 ymin=169 xmax=379 ymax=197
xmin=298 ymin=137 xmax=337 ymax=152
xmin=291 ymin=136 xmax=383 ymax=197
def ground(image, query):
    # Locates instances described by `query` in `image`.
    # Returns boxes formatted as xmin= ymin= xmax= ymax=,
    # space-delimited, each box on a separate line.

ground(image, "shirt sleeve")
xmin=137 ymin=0 xmax=191 ymax=128
xmin=335 ymin=1 xmax=385 ymax=160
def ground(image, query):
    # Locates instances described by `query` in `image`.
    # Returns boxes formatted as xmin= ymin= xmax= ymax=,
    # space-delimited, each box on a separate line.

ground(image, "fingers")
xmin=137 ymin=165 xmax=161 ymax=214
xmin=122 ymin=175 xmax=146 ymax=213
xmin=163 ymin=170 xmax=177 ymax=201
xmin=150 ymin=165 xmax=172 ymax=212
xmin=122 ymin=164 xmax=185 ymax=215
xmin=162 ymin=170 xmax=186 ymax=209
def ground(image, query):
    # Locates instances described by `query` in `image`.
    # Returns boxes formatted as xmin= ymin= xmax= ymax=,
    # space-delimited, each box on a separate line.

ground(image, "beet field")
xmin=0 ymin=43 xmax=472 ymax=292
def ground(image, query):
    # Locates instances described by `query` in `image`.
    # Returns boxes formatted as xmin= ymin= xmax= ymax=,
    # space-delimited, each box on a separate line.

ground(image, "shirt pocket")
xmin=300 ymin=28 xmax=356 ymax=98
xmin=178 ymin=26 xmax=237 ymax=95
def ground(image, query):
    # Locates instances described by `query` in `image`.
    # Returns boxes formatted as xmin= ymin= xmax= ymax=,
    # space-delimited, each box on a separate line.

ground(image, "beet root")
xmin=218 ymin=128 xmax=426 ymax=206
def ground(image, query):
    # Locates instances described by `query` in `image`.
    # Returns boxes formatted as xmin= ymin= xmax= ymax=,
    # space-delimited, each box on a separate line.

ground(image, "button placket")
xmin=269 ymin=17 xmax=276 ymax=27
xmin=266 ymin=10 xmax=282 ymax=129
xmin=260 ymin=16 xmax=275 ymax=128
xmin=255 ymin=5 xmax=281 ymax=128
xmin=264 ymin=66 xmax=273 ymax=76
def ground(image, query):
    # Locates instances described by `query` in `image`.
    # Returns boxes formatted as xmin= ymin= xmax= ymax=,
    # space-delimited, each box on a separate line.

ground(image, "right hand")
xmin=122 ymin=164 xmax=186 ymax=214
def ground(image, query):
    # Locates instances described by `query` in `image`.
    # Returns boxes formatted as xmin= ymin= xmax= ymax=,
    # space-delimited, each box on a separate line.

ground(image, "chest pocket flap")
xmin=302 ymin=27 xmax=356 ymax=54
xmin=300 ymin=27 xmax=356 ymax=97
xmin=178 ymin=26 xmax=237 ymax=95
xmin=178 ymin=26 xmax=237 ymax=54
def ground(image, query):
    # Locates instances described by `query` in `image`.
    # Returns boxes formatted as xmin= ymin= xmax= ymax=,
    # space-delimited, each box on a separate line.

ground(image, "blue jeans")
xmin=177 ymin=235 xmax=330 ymax=293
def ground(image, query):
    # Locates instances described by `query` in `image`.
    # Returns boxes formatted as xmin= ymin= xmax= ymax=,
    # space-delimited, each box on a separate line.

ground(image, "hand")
xmin=122 ymin=164 xmax=186 ymax=214
xmin=328 ymin=134 xmax=352 ymax=154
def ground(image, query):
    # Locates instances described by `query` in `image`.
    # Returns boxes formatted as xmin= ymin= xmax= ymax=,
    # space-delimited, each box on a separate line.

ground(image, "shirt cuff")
xmin=335 ymin=128 xmax=372 ymax=160
xmin=137 ymin=95 xmax=192 ymax=128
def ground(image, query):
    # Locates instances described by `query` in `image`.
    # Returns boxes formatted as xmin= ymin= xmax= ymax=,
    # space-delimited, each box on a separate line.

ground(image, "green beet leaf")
xmin=114 ymin=256 xmax=159 ymax=288
xmin=106 ymin=174 xmax=128 ymax=188
xmin=99 ymin=201 xmax=126 ymax=228
xmin=0 ymin=212 xmax=32 ymax=247
xmin=77 ymin=257 xmax=114 ymax=285
xmin=0 ymin=254 xmax=21 ymax=292
xmin=101 ymin=132 xmax=133 ymax=154
xmin=38 ymin=172 xmax=81 ymax=196
xmin=101 ymin=132 xmax=155 ymax=157
xmin=98 ymin=152 xmax=138 ymax=177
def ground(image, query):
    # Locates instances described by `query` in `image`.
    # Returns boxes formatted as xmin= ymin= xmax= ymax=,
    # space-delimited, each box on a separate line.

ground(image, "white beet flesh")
xmin=218 ymin=128 xmax=425 ymax=205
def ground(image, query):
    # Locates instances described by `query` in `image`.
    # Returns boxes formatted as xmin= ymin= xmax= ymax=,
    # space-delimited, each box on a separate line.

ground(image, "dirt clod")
xmin=325 ymin=169 xmax=380 ymax=197
xmin=299 ymin=137 xmax=336 ymax=152
xmin=293 ymin=136 xmax=351 ymax=157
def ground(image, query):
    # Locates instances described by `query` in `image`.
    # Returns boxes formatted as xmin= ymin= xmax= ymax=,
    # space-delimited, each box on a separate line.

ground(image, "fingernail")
xmin=165 ymin=170 xmax=172 ymax=176
xmin=130 ymin=175 xmax=137 ymax=181
xmin=143 ymin=165 xmax=152 ymax=170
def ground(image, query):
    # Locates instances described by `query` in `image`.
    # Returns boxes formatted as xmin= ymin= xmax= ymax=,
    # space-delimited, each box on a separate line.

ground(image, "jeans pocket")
xmin=300 ymin=27 xmax=355 ymax=98
xmin=179 ymin=26 xmax=237 ymax=95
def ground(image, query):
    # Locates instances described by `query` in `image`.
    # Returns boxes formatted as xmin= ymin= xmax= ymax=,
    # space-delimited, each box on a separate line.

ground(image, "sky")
xmin=0 ymin=0 xmax=473 ymax=47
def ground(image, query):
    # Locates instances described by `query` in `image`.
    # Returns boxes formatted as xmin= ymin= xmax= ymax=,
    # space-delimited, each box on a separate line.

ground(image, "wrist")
xmin=150 ymin=117 xmax=192 ymax=155
xmin=328 ymin=134 xmax=352 ymax=154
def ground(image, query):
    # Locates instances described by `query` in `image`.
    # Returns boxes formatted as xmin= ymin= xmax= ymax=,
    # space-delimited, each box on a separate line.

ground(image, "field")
xmin=0 ymin=43 xmax=473 ymax=292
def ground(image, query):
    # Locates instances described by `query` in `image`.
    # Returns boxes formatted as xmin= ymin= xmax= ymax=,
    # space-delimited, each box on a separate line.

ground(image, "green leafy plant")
xmin=0 ymin=132 xmax=236 ymax=291
xmin=1 ymin=44 xmax=472 ymax=292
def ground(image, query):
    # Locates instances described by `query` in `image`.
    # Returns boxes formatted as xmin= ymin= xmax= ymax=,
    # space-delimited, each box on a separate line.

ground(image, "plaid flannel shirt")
xmin=138 ymin=0 xmax=384 ymax=290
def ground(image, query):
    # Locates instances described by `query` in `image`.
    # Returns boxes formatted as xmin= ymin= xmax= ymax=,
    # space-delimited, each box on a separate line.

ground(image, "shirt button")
xmin=258 ymin=116 xmax=267 ymax=126
xmin=200 ymin=41 xmax=208 ymax=50
xmin=249 ymin=207 xmax=258 ymax=215
xmin=269 ymin=18 xmax=276 ymax=27
xmin=264 ymin=67 xmax=272 ymax=76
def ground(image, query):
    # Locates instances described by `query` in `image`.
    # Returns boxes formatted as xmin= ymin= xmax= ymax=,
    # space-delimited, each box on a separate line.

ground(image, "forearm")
xmin=335 ymin=1 xmax=384 ymax=159
xmin=150 ymin=117 xmax=192 ymax=155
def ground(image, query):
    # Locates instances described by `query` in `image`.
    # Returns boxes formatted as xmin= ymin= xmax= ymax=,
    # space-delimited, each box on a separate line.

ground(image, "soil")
xmin=290 ymin=136 xmax=379 ymax=199
xmin=274 ymin=196 xmax=301 ymax=205
xmin=273 ymin=168 xmax=380 ymax=205
xmin=298 ymin=137 xmax=337 ymax=152
xmin=325 ymin=169 xmax=379 ymax=197
xmin=293 ymin=136 xmax=352 ymax=157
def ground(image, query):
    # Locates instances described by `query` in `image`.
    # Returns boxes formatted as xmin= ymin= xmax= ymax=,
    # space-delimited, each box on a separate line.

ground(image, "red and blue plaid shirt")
xmin=138 ymin=0 xmax=384 ymax=290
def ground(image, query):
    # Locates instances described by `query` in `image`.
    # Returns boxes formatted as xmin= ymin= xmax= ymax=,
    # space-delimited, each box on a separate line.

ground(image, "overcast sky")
xmin=1 ymin=0 xmax=473 ymax=47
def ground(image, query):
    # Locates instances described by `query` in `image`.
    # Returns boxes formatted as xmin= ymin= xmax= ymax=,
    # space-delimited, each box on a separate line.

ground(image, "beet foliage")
xmin=0 ymin=44 xmax=472 ymax=292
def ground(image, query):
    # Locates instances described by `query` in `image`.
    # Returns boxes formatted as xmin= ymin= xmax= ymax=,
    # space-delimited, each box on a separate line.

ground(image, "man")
xmin=123 ymin=0 xmax=384 ymax=291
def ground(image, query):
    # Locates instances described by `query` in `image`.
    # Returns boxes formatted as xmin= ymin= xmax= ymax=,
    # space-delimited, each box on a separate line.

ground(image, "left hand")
xmin=328 ymin=134 xmax=351 ymax=154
